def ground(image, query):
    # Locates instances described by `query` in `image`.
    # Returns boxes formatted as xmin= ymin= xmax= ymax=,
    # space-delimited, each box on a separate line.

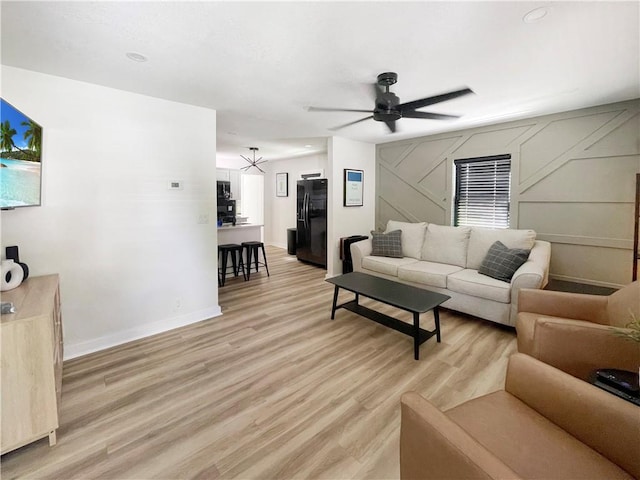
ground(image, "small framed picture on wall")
xmin=276 ymin=172 xmax=288 ymax=197
xmin=344 ymin=169 xmax=363 ymax=207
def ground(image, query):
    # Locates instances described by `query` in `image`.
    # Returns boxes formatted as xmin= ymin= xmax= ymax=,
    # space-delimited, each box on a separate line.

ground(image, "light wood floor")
xmin=1 ymin=246 xmax=517 ymax=479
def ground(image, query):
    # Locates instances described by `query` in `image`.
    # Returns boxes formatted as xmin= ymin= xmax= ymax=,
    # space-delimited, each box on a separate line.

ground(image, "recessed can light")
xmin=126 ymin=52 xmax=148 ymax=62
xmin=523 ymin=7 xmax=549 ymax=23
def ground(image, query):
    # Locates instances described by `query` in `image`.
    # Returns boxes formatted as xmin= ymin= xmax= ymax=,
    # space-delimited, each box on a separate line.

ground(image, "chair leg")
xmin=253 ymin=246 xmax=259 ymax=273
xmin=231 ymin=250 xmax=238 ymax=277
xmin=238 ymin=250 xmax=247 ymax=280
xmin=220 ymin=250 xmax=228 ymax=286
xmin=261 ymin=244 xmax=270 ymax=276
xmin=245 ymin=246 xmax=253 ymax=280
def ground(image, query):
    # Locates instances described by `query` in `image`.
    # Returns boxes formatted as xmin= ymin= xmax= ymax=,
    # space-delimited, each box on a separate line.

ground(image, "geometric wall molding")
xmin=376 ymin=99 xmax=640 ymax=286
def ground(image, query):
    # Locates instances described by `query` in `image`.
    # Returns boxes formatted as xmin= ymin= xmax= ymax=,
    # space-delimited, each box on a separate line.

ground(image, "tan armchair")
xmin=516 ymin=281 xmax=639 ymax=380
xmin=400 ymin=353 xmax=639 ymax=480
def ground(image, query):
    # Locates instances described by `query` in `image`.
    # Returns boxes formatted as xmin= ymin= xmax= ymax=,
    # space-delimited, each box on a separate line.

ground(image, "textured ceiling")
xmin=2 ymin=1 xmax=639 ymax=168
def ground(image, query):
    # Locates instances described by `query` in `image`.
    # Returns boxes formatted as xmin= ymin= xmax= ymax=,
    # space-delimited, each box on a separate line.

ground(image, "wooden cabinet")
xmin=1 ymin=274 xmax=63 ymax=454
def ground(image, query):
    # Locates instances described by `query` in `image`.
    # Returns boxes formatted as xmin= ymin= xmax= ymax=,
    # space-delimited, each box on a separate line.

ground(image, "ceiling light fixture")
xmin=126 ymin=52 xmax=148 ymax=62
xmin=240 ymin=147 xmax=267 ymax=173
xmin=523 ymin=7 xmax=549 ymax=23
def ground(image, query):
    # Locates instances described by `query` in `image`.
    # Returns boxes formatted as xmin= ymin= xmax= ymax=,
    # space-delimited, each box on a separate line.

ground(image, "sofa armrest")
xmin=508 ymin=241 xmax=551 ymax=324
xmin=505 ymin=353 xmax=640 ymax=479
xmin=518 ymin=289 xmax=609 ymax=323
xmin=350 ymin=238 xmax=372 ymax=273
xmin=400 ymin=392 xmax=520 ymax=480
xmin=532 ymin=317 xmax=640 ymax=380
xmin=510 ymin=240 xmax=550 ymax=289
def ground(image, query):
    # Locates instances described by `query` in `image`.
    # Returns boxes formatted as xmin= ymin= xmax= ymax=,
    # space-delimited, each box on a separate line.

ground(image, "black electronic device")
xmin=217 ymin=199 xmax=236 ymax=223
xmin=595 ymin=369 xmax=639 ymax=394
xmin=591 ymin=368 xmax=640 ymax=406
xmin=217 ymin=181 xmax=231 ymax=199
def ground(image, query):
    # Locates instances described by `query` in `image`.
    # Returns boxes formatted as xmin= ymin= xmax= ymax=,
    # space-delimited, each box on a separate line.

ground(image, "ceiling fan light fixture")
xmin=240 ymin=147 xmax=267 ymax=173
xmin=307 ymin=72 xmax=473 ymax=134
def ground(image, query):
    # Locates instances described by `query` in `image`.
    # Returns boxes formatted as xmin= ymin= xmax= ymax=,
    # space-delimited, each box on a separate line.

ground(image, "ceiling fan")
xmin=307 ymin=72 xmax=474 ymax=133
xmin=240 ymin=147 xmax=267 ymax=173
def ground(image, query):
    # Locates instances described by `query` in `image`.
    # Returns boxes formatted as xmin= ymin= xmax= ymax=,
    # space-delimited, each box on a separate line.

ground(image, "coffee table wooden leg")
xmin=331 ymin=286 xmax=339 ymax=319
xmin=434 ymin=307 xmax=441 ymax=342
xmin=413 ymin=312 xmax=420 ymax=360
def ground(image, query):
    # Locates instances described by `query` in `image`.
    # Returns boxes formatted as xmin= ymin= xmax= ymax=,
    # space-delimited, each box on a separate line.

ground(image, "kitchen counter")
xmin=217 ymin=223 xmax=262 ymax=230
xmin=217 ymin=223 xmax=263 ymax=245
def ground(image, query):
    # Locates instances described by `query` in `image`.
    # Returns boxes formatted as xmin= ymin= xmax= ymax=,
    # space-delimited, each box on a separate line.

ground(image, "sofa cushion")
xmin=421 ymin=224 xmax=471 ymax=268
xmin=385 ymin=220 xmax=427 ymax=260
xmin=370 ymin=229 xmax=403 ymax=258
xmin=362 ymin=256 xmax=419 ymax=277
xmin=478 ymin=241 xmax=530 ymax=282
xmin=467 ymin=227 xmax=536 ymax=270
xmin=446 ymin=390 xmax=633 ymax=480
xmin=448 ymin=269 xmax=511 ymax=303
xmin=398 ymin=261 xmax=464 ymax=289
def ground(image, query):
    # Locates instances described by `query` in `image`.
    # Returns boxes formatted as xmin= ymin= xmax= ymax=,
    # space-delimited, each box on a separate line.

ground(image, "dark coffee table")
xmin=326 ymin=272 xmax=450 ymax=360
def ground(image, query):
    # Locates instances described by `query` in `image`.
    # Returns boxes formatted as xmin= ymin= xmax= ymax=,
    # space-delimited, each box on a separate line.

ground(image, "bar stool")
xmin=218 ymin=243 xmax=246 ymax=286
xmin=241 ymin=241 xmax=270 ymax=280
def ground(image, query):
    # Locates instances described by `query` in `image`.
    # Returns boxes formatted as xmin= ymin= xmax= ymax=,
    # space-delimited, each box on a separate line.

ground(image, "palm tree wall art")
xmin=1 ymin=98 xmax=43 ymax=208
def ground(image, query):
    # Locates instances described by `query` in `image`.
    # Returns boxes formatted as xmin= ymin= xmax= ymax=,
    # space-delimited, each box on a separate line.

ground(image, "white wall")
xmin=264 ymin=153 xmax=328 ymax=248
xmin=0 ymin=66 xmax=220 ymax=358
xmin=240 ymin=172 xmax=264 ymax=230
xmin=327 ymin=136 xmax=376 ymax=277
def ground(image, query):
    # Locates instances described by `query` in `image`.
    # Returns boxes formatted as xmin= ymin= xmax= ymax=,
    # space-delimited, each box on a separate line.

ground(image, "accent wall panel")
xmin=376 ymin=99 xmax=640 ymax=287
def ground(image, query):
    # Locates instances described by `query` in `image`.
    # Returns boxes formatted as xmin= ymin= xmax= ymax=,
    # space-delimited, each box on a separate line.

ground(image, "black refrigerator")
xmin=296 ymin=178 xmax=327 ymax=267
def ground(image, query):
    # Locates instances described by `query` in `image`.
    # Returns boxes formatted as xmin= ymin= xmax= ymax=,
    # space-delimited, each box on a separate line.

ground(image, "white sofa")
xmin=350 ymin=221 xmax=551 ymax=327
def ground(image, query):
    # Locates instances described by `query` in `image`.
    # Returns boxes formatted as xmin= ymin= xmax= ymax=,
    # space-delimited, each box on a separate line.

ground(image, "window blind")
xmin=454 ymin=154 xmax=512 ymax=229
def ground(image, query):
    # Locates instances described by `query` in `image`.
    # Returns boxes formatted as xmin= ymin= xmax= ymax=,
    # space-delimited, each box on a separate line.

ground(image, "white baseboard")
xmin=64 ymin=306 xmax=223 ymax=360
xmin=548 ymin=274 xmax=623 ymax=289
xmin=267 ymin=242 xmax=287 ymax=250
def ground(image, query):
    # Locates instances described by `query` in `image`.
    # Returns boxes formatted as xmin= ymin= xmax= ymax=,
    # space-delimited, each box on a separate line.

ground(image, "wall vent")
xmin=300 ymin=169 xmax=324 ymax=179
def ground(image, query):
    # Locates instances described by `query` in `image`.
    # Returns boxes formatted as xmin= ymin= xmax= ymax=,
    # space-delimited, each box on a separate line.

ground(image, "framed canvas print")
xmin=276 ymin=172 xmax=288 ymax=197
xmin=344 ymin=169 xmax=363 ymax=207
xmin=0 ymin=98 xmax=43 ymax=209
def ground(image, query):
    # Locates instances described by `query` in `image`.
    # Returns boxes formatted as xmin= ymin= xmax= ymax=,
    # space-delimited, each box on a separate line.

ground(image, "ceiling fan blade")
xmin=402 ymin=111 xmax=460 ymax=120
xmin=328 ymin=115 xmax=374 ymax=131
xmin=307 ymin=106 xmax=374 ymax=113
xmin=384 ymin=120 xmax=396 ymax=133
xmin=397 ymin=88 xmax=474 ymax=113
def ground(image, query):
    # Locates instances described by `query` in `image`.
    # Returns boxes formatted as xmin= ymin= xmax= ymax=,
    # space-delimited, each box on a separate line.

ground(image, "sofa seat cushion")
xmin=385 ymin=220 xmax=427 ymax=260
xmin=447 ymin=269 xmax=511 ymax=303
xmin=361 ymin=256 xmax=419 ymax=277
xmin=421 ymin=224 xmax=471 ymax=268
xmin=446 ymin=391 xmax=633 ymax=480
xmin=398 ymin=261 xmax=464 ymax=288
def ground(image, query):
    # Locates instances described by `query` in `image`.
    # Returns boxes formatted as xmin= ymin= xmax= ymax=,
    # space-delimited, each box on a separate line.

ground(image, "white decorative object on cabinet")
xmin=1 ymin=274 xmax=63 ymax=454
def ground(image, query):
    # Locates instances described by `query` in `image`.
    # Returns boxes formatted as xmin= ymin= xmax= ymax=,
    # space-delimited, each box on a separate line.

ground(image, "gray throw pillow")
xmin=478 ymin=241 xmax=530 ymax=282
xmin=370 ymin=230 xmax=403 ymax=258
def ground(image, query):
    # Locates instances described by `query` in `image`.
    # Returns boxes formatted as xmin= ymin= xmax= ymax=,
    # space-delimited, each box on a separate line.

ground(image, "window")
xmin=454 ymin=154 xmax=512 ymax=229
